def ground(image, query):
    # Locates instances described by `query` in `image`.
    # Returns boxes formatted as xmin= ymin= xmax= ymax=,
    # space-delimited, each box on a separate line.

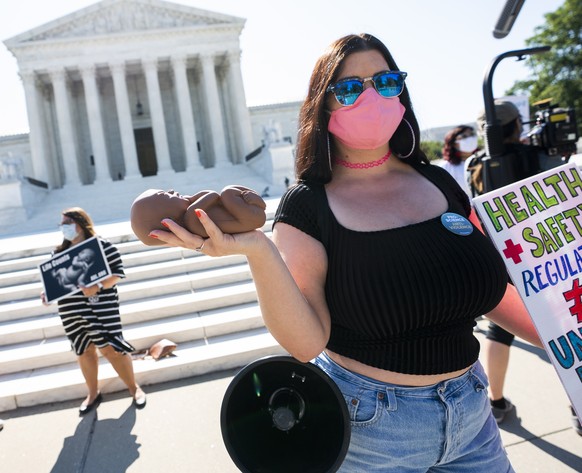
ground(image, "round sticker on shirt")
xmin=441 ymin=212 xmax=473 ymax=236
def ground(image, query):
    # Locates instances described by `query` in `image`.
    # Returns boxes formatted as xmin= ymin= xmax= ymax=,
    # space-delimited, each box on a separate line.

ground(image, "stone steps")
xmin=0 ymin=258 xmax=255 ymax=319
xmin=0 ymin=330 xmax=284 ymax=411
xmin=0 ymin=302 xmax=265 ymax=375
xmin=0 ymin=203 xmax=285 ymax=413
xmin=0 ymin=280 xmax=260 ymax=343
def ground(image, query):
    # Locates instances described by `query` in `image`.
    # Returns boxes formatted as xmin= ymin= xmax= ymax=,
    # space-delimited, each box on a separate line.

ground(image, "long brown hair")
xmin=55 ymin=207 xmax=97 ymax=254
xmin=295 ymin=33 xmax=428 ymax=183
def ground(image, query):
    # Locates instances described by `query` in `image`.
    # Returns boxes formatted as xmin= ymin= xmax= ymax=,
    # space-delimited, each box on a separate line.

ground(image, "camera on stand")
xmin=471 ymin=46 xmax=576 ymax=195
xmin=526 ymin=98 xmax=578 ymax=158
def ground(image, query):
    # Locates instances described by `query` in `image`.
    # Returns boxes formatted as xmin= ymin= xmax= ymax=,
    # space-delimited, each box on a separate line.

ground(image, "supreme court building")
xmin=2 ymin=0 xmax=299 ymax=190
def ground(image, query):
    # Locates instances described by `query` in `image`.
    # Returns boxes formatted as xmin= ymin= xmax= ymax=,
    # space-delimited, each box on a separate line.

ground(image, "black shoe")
xmin=491 ymin=398 xmax=514 ymax=424
xmin=79 ymin=392 xmax=102 ymax=415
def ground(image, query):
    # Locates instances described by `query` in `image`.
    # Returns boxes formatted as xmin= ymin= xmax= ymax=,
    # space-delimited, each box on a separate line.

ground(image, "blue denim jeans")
xmin=313 ymin=352 xmax=514 ymax=472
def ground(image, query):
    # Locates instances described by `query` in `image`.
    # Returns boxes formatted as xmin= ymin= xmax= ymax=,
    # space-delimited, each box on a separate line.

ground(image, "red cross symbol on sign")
xmin=502 ymin=239 xmax=524 ymax=264
xmin=564 ymin=279 xmax=582 ymax=324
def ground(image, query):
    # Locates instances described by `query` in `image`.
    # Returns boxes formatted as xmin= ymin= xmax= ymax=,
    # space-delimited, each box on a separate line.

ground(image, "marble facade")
xmin=3 ymin=0 xmax=263 ymax=189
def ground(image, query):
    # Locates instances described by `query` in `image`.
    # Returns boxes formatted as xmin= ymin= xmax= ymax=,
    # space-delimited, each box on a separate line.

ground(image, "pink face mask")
xmin=328 ymin=88 xmax=406 ymax=150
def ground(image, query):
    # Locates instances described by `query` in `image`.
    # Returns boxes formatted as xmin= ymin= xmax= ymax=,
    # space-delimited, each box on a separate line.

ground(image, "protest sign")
xmin=39 ymin=237 xmax=111 ymax=303
xmin=473 ymin=162 xmax=582 ymax=419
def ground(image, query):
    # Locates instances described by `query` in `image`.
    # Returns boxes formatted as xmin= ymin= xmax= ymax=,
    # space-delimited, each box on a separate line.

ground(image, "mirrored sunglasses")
xmin=327 ymin=71 xmax=407 ymax=106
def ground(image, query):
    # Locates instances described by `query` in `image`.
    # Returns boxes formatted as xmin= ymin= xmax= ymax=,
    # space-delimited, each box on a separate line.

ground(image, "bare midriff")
xmin=326 ymin=349 xmax=470 ymax=387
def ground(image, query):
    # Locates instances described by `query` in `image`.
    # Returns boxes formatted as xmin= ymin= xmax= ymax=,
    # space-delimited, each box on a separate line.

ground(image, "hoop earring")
xmin=326 ymin=133 xmax=333 ymax=172
xmin=398 ymin=118 xmax=415 ymax=159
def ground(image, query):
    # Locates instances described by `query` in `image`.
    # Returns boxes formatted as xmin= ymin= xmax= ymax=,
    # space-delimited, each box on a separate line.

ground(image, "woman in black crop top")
xmin=152 ymin=34 xmax=541 ymax=472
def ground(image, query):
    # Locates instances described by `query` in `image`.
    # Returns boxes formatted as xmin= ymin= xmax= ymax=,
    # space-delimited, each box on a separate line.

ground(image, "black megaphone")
xmin=220 ymin=355 xmax=350 ymax=473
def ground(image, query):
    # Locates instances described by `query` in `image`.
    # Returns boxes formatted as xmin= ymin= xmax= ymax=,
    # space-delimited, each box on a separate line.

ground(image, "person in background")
xmin=151 ymin=34 xmax=541 ymax=471
xmin=41 ymin=207 xmax=146 ymax=414
xmin=470 ymin=100 xmax=582 ymax=434
xmin=438 ymin=125 xmax=478 ymax=195
xmin=471 ymin=101 xmax=524 ymax=424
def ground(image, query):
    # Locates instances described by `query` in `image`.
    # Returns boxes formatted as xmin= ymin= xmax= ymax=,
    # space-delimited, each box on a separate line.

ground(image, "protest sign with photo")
xmin=39 ymin=236 xmax=111 ymax=303
xmin=473 ymin=162 xmax=582 ymax=419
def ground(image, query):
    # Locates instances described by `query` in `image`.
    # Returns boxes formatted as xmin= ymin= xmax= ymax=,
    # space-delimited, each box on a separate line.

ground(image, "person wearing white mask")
xmin=438 ymin=125 xmax=478 ymax=196
xmin=40 ymin=207 xmax=146 ymax=414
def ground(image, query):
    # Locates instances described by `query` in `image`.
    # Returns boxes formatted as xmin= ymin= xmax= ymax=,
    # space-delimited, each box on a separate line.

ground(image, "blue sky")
xmin=0 ymin=0 xmax=565 ymax=136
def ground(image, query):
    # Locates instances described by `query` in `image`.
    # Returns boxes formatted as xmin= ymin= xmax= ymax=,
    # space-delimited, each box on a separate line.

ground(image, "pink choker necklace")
xmin=335 ymin=150 xmax=392 ymax=169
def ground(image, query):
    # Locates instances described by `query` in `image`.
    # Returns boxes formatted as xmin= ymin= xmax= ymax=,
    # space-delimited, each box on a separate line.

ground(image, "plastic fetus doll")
xmin=130 ymin=185 xmax=267 ymax=246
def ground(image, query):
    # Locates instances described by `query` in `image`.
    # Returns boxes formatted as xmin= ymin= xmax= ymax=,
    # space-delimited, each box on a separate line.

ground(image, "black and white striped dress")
xmin=57 ymin=238 xmax=135 ymax=355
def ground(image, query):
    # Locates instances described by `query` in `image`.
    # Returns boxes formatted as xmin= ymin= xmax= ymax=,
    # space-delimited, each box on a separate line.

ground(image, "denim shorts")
xmin=313 ymin=352 xmax=514 ymax=473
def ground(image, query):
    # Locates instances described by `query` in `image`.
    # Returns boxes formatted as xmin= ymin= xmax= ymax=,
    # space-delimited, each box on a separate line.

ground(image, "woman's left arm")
xmin=469 ymin=207 xmax=543 ymax=348
xmin=485 ymin=284 xmax=542 ymax=348
xmin=99 ymin=275 xmax=121 ymax=289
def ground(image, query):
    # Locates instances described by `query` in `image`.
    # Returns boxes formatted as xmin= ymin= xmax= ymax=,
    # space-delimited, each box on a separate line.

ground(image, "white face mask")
xmin=61 ymin=223 xmax=79 ymax=241
xmin=457 ymin=135 xmax=478 ymax=153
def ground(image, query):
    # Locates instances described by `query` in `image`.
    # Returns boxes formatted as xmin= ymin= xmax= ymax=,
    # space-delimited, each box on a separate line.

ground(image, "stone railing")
xmin=0 ymin=154 xmax=23 ymax=182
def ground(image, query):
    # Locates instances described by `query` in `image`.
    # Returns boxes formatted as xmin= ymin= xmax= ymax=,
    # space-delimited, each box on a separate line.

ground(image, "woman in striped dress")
xmin=41 ymin=207 xmax=146 ymax=414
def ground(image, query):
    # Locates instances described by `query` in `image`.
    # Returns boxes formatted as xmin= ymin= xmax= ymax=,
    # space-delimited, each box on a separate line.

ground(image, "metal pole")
xmin=482 ymin=46 xmax=550 ymax=159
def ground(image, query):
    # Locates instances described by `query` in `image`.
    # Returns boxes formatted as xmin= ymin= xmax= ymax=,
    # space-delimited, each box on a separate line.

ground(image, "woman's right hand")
xmin=149 ymin=208 xmax=269 ymax=258
xmin=40 ymin=291 xmax=50 ymax=306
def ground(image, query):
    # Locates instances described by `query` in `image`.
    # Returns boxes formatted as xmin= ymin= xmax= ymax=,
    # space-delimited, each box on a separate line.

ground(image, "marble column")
xmin=49 ymin=68 xmax=81 ymax=186
xmin=80 ymin=64 xmax=110 ymax=183
xmin=171 ymin=55 xmax=201 ymax=171
xmin=20 ymin=70 xmax=52 ymax=188
xmin=200 ymin=53 xmax=229 ymax=167
xmin=143 ymin=58 xmax=172 ymax=173
xmin=226 ymin=51 xmax=254 ymax=163
xmin=110 ymin=62 xmax=140 ymax=178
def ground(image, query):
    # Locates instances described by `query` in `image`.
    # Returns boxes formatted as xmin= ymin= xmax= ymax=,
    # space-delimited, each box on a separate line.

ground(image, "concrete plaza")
xmin=0 ymin=318 xmax=581 ymax=472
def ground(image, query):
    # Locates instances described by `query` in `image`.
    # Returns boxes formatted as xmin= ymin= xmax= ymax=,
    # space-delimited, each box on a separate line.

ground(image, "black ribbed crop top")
xmin=273 ymin=161 xmax=508 ymax=375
